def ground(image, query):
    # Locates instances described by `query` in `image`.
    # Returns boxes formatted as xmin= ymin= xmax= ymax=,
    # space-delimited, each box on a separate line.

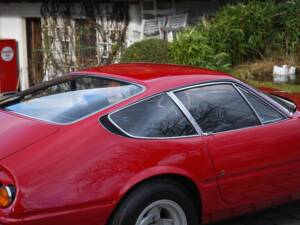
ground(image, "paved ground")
xmin=212 ymin=201 xmax=300 ymax=225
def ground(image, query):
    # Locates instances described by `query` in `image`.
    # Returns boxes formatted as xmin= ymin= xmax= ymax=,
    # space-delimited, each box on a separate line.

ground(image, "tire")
xmin=109 ymin=178 xmax=199 ymax=225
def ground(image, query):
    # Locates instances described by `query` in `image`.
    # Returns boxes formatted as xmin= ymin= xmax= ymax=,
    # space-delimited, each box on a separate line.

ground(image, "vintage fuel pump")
xmin=0 ymin=39 xmax=19 ymax=94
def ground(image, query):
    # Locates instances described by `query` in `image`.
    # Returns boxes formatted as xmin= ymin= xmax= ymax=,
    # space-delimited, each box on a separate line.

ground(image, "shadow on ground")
xmin=211 ymin=201 xmax=300 ymax=225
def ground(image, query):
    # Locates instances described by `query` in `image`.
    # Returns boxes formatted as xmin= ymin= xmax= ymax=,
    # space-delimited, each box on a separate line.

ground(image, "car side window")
xmin=175 ymin=84 xmax=260 ymax=134
xmin=109 ymin=94 xmax=197 ymax=138
xmin=238 ymin=87 xmax=285 ymax=124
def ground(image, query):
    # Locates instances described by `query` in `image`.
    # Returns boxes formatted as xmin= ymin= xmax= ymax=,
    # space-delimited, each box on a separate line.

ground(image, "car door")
xmin=174 ymin=82 xmax=300 ymax=205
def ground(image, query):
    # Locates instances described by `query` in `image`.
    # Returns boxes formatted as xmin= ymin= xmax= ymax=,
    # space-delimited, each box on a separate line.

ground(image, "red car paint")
xmin=0 ymin=63 xmax=299 ymax=225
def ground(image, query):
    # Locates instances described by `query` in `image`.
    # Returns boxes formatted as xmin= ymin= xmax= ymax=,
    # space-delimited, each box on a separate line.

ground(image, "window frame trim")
xmin=167 ymin=92 xmax=203 ymax=135
xmin=171 ymin=81 xmax=264 ymax=135
xmin=234 ymin=84 xmax=287 ymax=125
xmin=234 ymin=81 xmax=292 ymax=117
xmin=107 ymin=92 xmax=200 ymax=140
xmin=172 ymin=80 xmax=289 ymax=118
xmin=106 ymin=80 xmax=290 ymax=139
xmin=233 ymin=83 xmax=264 ymax=125
xmin=170 ymin=80 xmax=289 ymax=135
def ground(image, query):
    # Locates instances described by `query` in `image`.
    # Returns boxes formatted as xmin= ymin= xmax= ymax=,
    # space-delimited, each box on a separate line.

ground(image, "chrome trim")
xmin=232 ymin=83 xmax=263 ymax=124
xmin=107 ymin=93 xmax=200 ymax=140
xmin=234 ymin=81 xmax=291 ymax=117
xmin=4 ymin=186 xmax=12 ymax=200
xmin=105 ymin=79 xmax=291 ymax=139
xmin=173 ymin=80 xmax=289 ymax=119
xmin=2 ymin=74 xmax=146 ymax=126
xmin=167 ymin=92 xmax=203 ymax=135
xmin=172 ymin=81 xmax=233 ymax=93
xmin=234 ymin=83 xmax=288 ymax=121
xmin=2 ymin=186 xmax=13 ymax=206
xmin=171 ymin=80 xmax=289 ymax=135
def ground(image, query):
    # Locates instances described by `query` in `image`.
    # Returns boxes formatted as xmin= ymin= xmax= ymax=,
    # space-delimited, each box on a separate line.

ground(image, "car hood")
xmin=0 ymin=110 xmax=59 ymax=160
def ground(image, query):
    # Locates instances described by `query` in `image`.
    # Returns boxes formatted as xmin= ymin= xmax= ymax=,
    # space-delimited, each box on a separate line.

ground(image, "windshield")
xmin=0 ymin=75 xmax=143 ymax=124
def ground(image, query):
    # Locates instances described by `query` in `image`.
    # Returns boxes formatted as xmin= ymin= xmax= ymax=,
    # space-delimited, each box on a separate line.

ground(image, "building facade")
xmin=0 ymin=0 xmax=235 ymax=90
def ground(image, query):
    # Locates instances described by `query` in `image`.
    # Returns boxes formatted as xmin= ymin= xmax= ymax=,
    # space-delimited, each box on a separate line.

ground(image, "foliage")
xmin=208 ymin=0 xmax=277 ymax=65
xmin=121 ymin=39 xmax=171 ymax=64
xmin=170 ymin=0 xmax=300 ymax=71
xmin=270 ymin=0 xmax=300 ymax=58
xmin=169 ymin=25 xmax=231 ymax=71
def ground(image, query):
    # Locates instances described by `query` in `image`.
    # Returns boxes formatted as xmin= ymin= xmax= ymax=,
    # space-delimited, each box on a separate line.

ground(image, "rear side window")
xmin=238 ymin=87 xmax=285 ymax=124
xmin=267 ymin=94 xmax=296 ymax=114
xmin=175 ymin=84 xmax=260 ymax=133
xmin=109 ymin=94 xmax=197 ymax=138
xmin=1 ymin=76 xmax=143 ymax=124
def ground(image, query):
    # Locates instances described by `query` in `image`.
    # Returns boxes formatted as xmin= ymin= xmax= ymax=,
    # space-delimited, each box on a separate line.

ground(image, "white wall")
xmin=127 ymin=3 xmax=142 ymax=46
xmin=0 ymin=3 xmax=41 ymax=90
xmin=0 ymin=1 xmax=222 ymax=89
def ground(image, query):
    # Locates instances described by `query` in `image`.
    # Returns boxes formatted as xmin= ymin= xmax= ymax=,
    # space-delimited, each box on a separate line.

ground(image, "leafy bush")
xmin=170 ymin=0 xmax=300 ymax=70
xmin=271 ymin=0 xmax=300 ymax=58
xmin=208 ymin=0 xmax=277 ymax=65
xmin=170 ymin=25 xmax=231 ymax=71
xmin=121 ymin=39 xmax=171 ymax=63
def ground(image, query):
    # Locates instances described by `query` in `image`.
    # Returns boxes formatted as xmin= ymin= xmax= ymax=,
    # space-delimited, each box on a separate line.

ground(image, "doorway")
xmin=26 ymin=18 xmax=43 ymax=87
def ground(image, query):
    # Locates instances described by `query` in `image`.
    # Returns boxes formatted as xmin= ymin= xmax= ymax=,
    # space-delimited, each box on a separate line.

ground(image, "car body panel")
xmin=0 ymin=63 xmax=300 ymax=225
xmin=207 ymin=117 xmax=300 ymax=203
xmin=0 ymin=117 xmax=219 ymax=223
xmin=0 ymin=202 xmax=114 ymax=225
xmin=0 ymin=110 xmax=59 ymax=160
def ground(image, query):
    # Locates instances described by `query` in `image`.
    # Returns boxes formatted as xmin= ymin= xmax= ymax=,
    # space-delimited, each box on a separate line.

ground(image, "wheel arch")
xmin=107 ymin=169 xmax=203 ymax=225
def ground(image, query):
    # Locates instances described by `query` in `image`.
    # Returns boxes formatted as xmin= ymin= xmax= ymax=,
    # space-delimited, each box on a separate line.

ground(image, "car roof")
xmin=76 ymin=63 xmax=234 ymax=92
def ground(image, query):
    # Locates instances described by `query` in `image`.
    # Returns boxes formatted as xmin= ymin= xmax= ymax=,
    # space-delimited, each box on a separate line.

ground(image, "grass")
xmin=241 ymin=79 xmax=300 ymax=93
xmin=231 ymin=59 xmax=300 ymax=93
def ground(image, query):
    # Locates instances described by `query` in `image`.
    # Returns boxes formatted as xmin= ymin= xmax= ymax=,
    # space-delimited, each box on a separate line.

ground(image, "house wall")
xmin=0 ymin=1 xmax=223 ymax=90
xmin=0 ymin=3 xmax=41 ymax=90
xmin=0 ymin=2 xmax=136 ymax=90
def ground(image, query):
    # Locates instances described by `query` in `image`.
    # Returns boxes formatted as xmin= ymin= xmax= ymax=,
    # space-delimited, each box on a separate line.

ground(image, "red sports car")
xmin=0 ymin=63 xmax=299 ymax=225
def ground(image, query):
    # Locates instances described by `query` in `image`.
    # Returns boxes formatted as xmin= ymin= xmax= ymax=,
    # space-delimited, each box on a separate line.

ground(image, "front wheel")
xmin=109 ymin=179 xmax=199 ymax=225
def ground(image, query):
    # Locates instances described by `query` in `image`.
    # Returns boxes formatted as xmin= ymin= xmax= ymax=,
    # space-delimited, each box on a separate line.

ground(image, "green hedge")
xmin=121 ymin=39 xmax=171 ymax=64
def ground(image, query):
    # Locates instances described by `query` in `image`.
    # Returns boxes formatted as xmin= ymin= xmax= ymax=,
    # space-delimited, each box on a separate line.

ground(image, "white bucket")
xmin=273 ymin=65 xmax=296 ymax=83
xmin=289 ymin=66 xmax=296 ymax=80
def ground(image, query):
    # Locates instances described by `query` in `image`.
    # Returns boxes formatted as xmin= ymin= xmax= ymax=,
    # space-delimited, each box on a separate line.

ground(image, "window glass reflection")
xmin=176 ymin=84 xmax=260 ymax=133
xmin=110 ymin=94 xmax=197 ymax=137
xmin=3 ymin=76 xmax=142 ymax=124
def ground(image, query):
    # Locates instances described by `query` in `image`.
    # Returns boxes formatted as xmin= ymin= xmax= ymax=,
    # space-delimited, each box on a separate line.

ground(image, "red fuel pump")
xmin=0 ymin=39 xmax=19 ymax=94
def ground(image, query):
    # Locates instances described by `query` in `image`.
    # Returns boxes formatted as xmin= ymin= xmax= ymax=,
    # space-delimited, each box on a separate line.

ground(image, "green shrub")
xmin=271 ymin=1 xmax=300 ymax=58
xmin=170 ymin=0 xmax=300 ymax=70
xmin=170 ymin=25 xmax=231 ymax=71
xmin=121 ymin=39 xmax=171 ymax=63
xmin=208 ymin=0 xmax=277 ymax=65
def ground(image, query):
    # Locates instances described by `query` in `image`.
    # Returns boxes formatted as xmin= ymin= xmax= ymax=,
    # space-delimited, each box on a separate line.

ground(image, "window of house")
xmin=109 ymin=94 xmax=197 ymax=138
xmin=175 ymin=84 xmax=260 ymax=133
xmin=238 ymin=87 xmax=286 ymax=124
xmin=141 ymin=0 xmax=175 ymax=19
